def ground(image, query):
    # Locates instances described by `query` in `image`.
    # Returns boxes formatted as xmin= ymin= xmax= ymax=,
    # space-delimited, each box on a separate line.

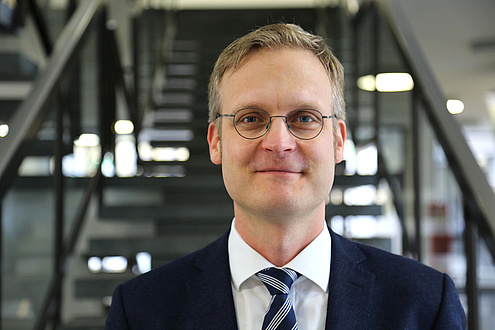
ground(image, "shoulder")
xmin=332 ymin=230 xmax=444 ymax=282
xmin=330 ymin=232 xmax=465 ymax=328
xmin=121 ymin=231 xmax=229 ymax=295
xmin=106 ymin=231 xmax=232 ymax=328
xmin=116 ymin=229 xmax=228 ymax=300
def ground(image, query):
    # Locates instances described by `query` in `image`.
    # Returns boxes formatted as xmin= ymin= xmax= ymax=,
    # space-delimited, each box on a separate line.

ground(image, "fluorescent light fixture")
xmin=135 ymin=252 xmax=152 ymax=274
xmin=74 ymin=133 xmax=100 ymax=147
xmin=375 ymin=73 xmax=414 ymax=92
xmin=152 ymin=147 xmax=190 ymax=162
xmin=138 ymin=142 xmax=190 ymax=162
xmin=446 ymin=99 xmax=464 ymax=115
xmin=0 ymin=123 xmax=9 ymax=137
xmin=114 ymin=120 xmax=134 ymax=134
xmin=344 ymin=185 xmax=376 ymax=206
xmin=88 ymin=257 xmax=102 ymax=273
xmin=357 ymin=75 xmax=376 ymax=91
xmin=486 ymin=91 xmax=495 ymax=124
xmin=102 ymin=256 xmax=128 ymax=273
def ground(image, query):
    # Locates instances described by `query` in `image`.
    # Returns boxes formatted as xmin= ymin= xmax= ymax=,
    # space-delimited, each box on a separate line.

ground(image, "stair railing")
xmin=349 ymin=1 xmax=495 ymax=328
xmin=0 ymin=0 xmax=138 ymax=328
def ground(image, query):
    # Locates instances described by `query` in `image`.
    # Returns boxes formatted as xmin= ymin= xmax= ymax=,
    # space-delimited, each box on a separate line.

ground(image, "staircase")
xmin=1 ymin=6 xmax=388 ymax=329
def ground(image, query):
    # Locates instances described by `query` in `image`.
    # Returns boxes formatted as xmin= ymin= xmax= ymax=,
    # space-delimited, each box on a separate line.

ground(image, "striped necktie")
xmin=256 ymin=267 xmax=299 ymax=330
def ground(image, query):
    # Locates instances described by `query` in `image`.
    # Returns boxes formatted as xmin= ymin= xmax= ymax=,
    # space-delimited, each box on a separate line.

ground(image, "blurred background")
xmin=1 ymin=0 xmax=494 ymax=328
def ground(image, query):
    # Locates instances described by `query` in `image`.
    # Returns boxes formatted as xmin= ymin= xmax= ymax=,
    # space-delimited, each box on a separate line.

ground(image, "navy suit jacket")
xmin=106 ymin=230 xmax=466 ymax=329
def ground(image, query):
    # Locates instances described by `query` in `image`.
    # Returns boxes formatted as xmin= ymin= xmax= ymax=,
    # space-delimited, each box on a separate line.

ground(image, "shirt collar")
xmin=228 ymin=218 xmax=331 ymax=293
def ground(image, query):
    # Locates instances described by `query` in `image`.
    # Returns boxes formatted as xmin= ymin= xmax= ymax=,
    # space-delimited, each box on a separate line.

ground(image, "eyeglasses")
xmin=216 ymin=108 xmax=337 ymax=140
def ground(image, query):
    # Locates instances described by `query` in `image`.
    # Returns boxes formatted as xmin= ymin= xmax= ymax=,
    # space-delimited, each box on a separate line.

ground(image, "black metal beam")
xmin=412 ymin=88 xmax=422 ymax=262
xmin=34 ymin=162 xmax=103 ymax=329
xmin=0 ymin=0 xmax=104 ymax=201
xmin=98 ymin=8 xmax=116 ymax=155
xmin=27 ymin=0 xmax=52 ymax=55
xmin=464 ymin=200 xmax=479 ymax=330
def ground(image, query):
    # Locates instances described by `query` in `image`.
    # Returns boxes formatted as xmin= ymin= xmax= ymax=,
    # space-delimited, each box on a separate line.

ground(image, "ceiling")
xmin=394 ymin=0 xmax=495 ymax=129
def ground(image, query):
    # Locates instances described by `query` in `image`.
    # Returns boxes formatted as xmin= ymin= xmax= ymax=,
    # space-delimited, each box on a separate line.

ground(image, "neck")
xmin=234 ymin=205 xmax=326 ymax=267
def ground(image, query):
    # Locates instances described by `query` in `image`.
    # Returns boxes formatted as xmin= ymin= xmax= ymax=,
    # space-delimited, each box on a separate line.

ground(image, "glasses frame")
xmin=216 ymin=108 xmax=337 ymax=140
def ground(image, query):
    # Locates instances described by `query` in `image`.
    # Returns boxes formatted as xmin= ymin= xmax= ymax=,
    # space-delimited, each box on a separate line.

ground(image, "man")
xmin=106 ymin=23 xmax=466 ymax=329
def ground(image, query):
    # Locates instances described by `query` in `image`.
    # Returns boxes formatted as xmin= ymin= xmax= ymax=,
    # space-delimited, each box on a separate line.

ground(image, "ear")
xmin=207 ymin=122 xmax=222 ymax=165
xmin=334 ymin=120 xmax=346 ymax=164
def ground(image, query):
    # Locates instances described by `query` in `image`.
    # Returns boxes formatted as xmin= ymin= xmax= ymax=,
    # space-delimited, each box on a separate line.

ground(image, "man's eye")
xmin=298 ymin=115 xmax=313 ymax=123
xmin=243 ymin=116 xmax=259 ymax=123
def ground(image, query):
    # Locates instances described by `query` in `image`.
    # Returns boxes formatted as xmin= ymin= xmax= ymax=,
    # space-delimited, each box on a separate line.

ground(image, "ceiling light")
xmin=375 ymin=73 xmax=414 ymax=92
xmin=102 ymin=256 xmax=128 ymax=273
xmin=114 ymin=120 xmax=134 ymax=135
xmin=485 ymin=90 xmax=495 ymax=121
xmin=0 ymin=123 xmax=9 ymax=138
xmin=446 ymin=99 xmax=464 ymax=115
xmin=357 ymin=75 xmax=375 ymax=91
xmin=74 ymin=134 xmax=100 ymax=147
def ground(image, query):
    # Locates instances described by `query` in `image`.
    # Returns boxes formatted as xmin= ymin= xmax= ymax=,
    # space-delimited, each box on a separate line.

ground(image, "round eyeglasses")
xmin=216 ymin=108 xmax=337 ymax=140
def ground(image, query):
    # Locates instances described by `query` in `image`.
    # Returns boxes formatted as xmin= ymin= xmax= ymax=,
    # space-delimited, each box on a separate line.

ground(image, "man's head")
xmin=206 ymin=23 xmax=346 ymax=223
xmin=208 ymin=23 xmax=346 ymax=141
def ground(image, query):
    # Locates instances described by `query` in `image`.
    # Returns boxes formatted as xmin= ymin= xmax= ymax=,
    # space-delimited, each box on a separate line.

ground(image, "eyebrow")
xmin=233 ymin=103 xmax=322 ymax=112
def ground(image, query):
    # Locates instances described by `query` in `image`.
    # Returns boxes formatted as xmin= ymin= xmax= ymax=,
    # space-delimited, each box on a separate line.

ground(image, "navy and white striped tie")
xmin=256 ymin=267 xmax=299 ymax=330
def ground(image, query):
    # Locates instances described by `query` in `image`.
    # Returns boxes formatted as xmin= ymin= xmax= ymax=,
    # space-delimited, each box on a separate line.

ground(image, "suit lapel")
xmin=325 ymin=231 xmax=375 ymax=329
xmin=180 ymin=232 xmax=238 ymax=329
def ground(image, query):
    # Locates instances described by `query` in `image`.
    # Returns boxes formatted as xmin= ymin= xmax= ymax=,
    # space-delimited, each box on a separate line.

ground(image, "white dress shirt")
xmin=228 ymin=219 xmax=331 ymax=330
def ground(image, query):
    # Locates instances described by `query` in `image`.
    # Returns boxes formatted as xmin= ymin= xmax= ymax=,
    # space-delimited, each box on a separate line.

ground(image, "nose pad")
xmin=262 ymin=117 xmax=296 ymax=152
xmin=266 ymin=117 xmax=291 ymax=136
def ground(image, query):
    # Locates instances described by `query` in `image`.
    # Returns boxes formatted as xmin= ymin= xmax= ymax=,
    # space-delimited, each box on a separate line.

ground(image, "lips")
xmin=254 ymin=165 xmax=305 ymax=174
xmin=256 ymin=168 xmax=301 ymax=173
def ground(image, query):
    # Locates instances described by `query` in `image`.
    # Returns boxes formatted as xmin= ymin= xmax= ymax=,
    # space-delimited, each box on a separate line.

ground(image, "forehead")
xmin=219 ymin=48 xmax=332 ymax=112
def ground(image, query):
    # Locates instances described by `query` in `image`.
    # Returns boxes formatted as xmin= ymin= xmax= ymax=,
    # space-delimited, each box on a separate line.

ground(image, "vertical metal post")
xmin=412 ymin=88 xmax=422 ymax=262
xmin=27 ymin=0 xmax=53 ymax=55
xmin=350 ymin=10 xmax=359 ymax=144
xmin=67 ymin=0 xmax=82 ymax=142
xmin=98 ymin=8 xmax=116 ymax=155
xmin=372 ymin=5 xmax=380 ymax=148
xmin=132 ymin=12 xmax=140 ymax=127
xmin=53 ymin=92 xmax=65 ymax=328
xmin=0 ymin=201 xmax=2 ymax=326
xmin=464 ymin=199 xmax=479 ymax=330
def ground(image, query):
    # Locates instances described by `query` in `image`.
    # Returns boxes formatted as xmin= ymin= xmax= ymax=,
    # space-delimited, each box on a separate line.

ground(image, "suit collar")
xmin=326 ymin=230 xmax=375 ymax=329
xmin=174 ymin=228 xmax=375 ymax=329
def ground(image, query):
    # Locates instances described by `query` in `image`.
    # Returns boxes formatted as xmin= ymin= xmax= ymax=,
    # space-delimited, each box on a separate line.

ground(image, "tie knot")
xmin=256 ymin=267 xmax=299 ymax=295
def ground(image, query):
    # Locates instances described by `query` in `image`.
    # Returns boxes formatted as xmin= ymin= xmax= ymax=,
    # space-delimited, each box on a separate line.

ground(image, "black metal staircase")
xmin=2 ymin=2 xmax=494 ymax=329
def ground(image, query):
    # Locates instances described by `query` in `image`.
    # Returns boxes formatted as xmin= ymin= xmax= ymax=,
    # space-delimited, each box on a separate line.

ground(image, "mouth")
xmin=255 ymin=168 xmax=303 ymax=174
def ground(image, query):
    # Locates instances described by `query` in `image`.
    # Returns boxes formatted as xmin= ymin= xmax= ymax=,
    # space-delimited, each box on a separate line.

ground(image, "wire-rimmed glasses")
xmin=216 ymin=108 xmax=336 ymax=140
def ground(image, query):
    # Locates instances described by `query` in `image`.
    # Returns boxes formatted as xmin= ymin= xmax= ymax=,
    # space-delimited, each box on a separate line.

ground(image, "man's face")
xmin=208 ymin=48 xmax=346 ymax=221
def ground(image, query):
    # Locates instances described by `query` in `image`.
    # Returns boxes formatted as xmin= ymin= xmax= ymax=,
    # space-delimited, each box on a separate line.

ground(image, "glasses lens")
xmin=287 ymin=109 xmax=323 ymax=139
xmin=234 ymin=108 xmax=270 ymax=139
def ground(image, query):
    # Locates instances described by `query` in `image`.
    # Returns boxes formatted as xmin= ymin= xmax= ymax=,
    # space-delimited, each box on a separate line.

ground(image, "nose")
xmin=261 ymin=117 xmax=297 ymax=153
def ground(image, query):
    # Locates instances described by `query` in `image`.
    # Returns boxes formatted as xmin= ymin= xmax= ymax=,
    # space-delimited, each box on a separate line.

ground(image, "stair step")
xmin=326 ymin=204 xmax=383 ymax=217
xmin=86 ymin=230 xmax=224 ymax=258
xmin=75 ymin=275 xmax=133 ymax=299
xmin=353 ymin=237 xmax=392 ymax=252
xmin=59 ymin=317 xmax=107 ymax=330
xmin=102 ymin=175 xmax=225 ymax=190
xmin=333 ymin=175 xmax=379 ymax=187
xmin=99 ymin=203 xmax=234 ymax=223
xmin=0 ymin=53 xmax=38 ymax=81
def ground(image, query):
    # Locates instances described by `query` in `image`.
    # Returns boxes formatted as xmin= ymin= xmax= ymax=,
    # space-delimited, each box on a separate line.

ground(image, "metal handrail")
xmin=0 ymin=0 xmax=139 ymax=328
xmin=0 ymin=0 xmax=104 ymax=199
xmin=34 ymin=163 xmax=103 ymax=329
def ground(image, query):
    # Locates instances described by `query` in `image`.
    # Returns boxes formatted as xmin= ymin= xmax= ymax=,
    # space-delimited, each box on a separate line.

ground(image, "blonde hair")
xmin=208 ymin=23 xmax=346 ymax=136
